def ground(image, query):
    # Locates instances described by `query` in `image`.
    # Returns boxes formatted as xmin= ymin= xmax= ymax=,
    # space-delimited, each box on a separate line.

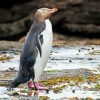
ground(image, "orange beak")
xmin=49 ymin=8 xmax=58 ymax=14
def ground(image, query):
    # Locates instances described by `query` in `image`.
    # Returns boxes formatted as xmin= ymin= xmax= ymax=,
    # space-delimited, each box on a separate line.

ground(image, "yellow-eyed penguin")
xmin=10 ymin=7 xmax=58 ymax=90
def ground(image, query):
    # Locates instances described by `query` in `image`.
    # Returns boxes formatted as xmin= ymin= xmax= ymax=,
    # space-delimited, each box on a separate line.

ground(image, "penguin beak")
xmin=49 ymin=8 xmax=58 ymax=14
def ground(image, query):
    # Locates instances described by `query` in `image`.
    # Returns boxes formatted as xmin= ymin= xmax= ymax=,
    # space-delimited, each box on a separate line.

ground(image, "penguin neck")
xmin=45 ymin=19 xmax=50 ymax=23
xmin=34 ymin=18 xmax=45 ymax=27
xmin=45 ymin=19 xmax=52 ymax=32
xmin=29 ymin=19 xmax=46 ymax=35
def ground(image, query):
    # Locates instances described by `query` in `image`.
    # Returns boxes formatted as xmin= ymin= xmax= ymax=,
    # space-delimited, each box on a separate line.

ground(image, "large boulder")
xmin=0 ymin=0 xmax=100 ymax=40
xmin=0 ymin=1 xmax=36 ymax=39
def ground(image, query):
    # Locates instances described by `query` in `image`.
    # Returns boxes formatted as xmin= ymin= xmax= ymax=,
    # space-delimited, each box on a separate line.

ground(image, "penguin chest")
xmin=41 ymin=26 xmax=53 ymax=59
xmin=40 ymin=19 xmax=53 ymax=65
xmin=35 ymin=19 xmax=53 ymax=67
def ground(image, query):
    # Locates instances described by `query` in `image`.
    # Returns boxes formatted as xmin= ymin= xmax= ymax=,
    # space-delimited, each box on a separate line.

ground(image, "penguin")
xmin=10 ymin=8 xmax=58 ymax=90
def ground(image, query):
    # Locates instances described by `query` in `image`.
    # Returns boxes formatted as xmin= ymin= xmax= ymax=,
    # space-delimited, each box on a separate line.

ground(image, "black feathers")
xmin=10 ymin=18 xmax=45 ymax=88
xmin=39 ymin=34 xmax=43 ymax=45
xmin=36 ymin=34 xmax=43 ymax=57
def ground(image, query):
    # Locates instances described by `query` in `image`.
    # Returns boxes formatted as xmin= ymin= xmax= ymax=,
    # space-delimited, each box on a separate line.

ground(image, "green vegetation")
xmin=0 ymin=55 xmax=13 ymax=61
xmin=95 ymin=84 xmax=100 ymax=90
xmin=39 ymin=96 xmax=50 ymax=100
xmin=53 ymin=85 xmax=66 ymax=93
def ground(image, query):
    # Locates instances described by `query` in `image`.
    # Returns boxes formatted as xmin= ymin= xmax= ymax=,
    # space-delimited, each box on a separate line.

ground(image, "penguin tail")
xmin=8 ymin=68 xmax=34 ymax=89
xmin=9 ymin=75 xmax=31 ymax=89
xmin=9 ymin=78 xmax=21 ymax=88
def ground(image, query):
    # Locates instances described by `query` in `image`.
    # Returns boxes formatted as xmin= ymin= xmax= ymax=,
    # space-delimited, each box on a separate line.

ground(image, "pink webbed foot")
xmin=33 ymin=82 xmax=48 ymax=90
xmin=28 ymin=81 xmax=33 ymax=89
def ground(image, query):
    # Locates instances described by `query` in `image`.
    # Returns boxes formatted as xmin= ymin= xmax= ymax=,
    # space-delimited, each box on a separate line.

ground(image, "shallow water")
xmin=0 ymin=45 xmax=100 ymax=71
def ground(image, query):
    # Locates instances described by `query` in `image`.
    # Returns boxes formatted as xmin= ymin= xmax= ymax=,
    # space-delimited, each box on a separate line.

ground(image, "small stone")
xmin=9 ymin=67 xmax=15 ymax=71
xmin=78 ymin=49 xmax=81 ymax=52
xmin=2 ymin=61 xmax=5 ymax=63
xmin=88 ymin=58 xmax=93 ymax=60
xmin=69 ymin=60 xmax=72 ymax=62
xmin=72 ymin=90 xmax=75 ymax=93
xmin=46 ymin=89 xmax=49 ymax=94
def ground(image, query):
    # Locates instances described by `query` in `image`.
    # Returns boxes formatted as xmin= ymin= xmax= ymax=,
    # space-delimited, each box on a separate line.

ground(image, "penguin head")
xmin=35 ymin=8 xmax=58 ymax=21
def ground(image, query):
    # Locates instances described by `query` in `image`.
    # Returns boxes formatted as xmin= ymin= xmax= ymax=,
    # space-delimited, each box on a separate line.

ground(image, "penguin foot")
xmin=28 ymin=81 xmax=33 ymax=89
xmin=33 ymin=82 xmax=48 ymax=90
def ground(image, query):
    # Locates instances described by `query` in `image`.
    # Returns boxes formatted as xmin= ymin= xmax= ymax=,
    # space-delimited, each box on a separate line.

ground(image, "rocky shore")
xmin=1 ymin=0 xmax=100 ymax=40
xmin=0 ymin=33 xmax=100 ymax=52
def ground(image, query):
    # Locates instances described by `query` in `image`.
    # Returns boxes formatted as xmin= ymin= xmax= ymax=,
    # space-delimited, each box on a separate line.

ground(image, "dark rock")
xmin=0 ymin=1 xmax=36 ymax=40
xmin=0 ymin=14 xmax=33 ymax=40
xmin=72 ymin=90 xmax=75 ymax=93
xmin=12 ymin=92 xmax=19 ymax=96
xmin=0 ymin=0 xmax=32 ymax=8
xmin=69 ymin=60 xmax=72 ymax=62
xmin=0 ymin=68 xmax=93 ymax=84
xmin=88 ymin=58 xmax=93 ymax=60
xmin=1 ymin=0 xmax=100 ymax=39
xmin=78 ymin=49 xmax=81 ymax=52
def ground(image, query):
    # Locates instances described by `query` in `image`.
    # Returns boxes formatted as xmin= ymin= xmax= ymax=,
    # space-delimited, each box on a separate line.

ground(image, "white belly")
xmin=34 ymin=19 xmax=53 ymax=81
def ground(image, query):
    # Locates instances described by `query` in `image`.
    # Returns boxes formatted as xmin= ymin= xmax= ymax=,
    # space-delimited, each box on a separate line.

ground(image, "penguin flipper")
xmin=36 ymin=35 xmax=43 ymax=57
xmin=39 ymin=34 xmax=43 ymax=45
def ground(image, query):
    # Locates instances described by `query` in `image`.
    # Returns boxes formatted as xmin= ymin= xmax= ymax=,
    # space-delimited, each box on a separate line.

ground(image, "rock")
xmin=72 ymin=90 xmax=75 ymax=93
xmin=69 ymin=60 xmax=72 ymax=63
xmin=44 ymin=0 xmax=100 ymax=37
xmin=0 ymin=14 xmax=33 ymax=40
xmin=0 ymin=41 xmax=23 ymax=50
xmin=1 ymin=0 xmax=100 ymax=39
xmin=0 ymin=69 xmax=93 ymax=84
xmin=0 ymin=1 xmax=35 ymax=39
xmin=19 ymin=36 xmax=26 ymax=43
xmin=87 ymin=58 xmax=93 ymax=60
xmin=0 ymin=0 xmax=32 ymax=8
